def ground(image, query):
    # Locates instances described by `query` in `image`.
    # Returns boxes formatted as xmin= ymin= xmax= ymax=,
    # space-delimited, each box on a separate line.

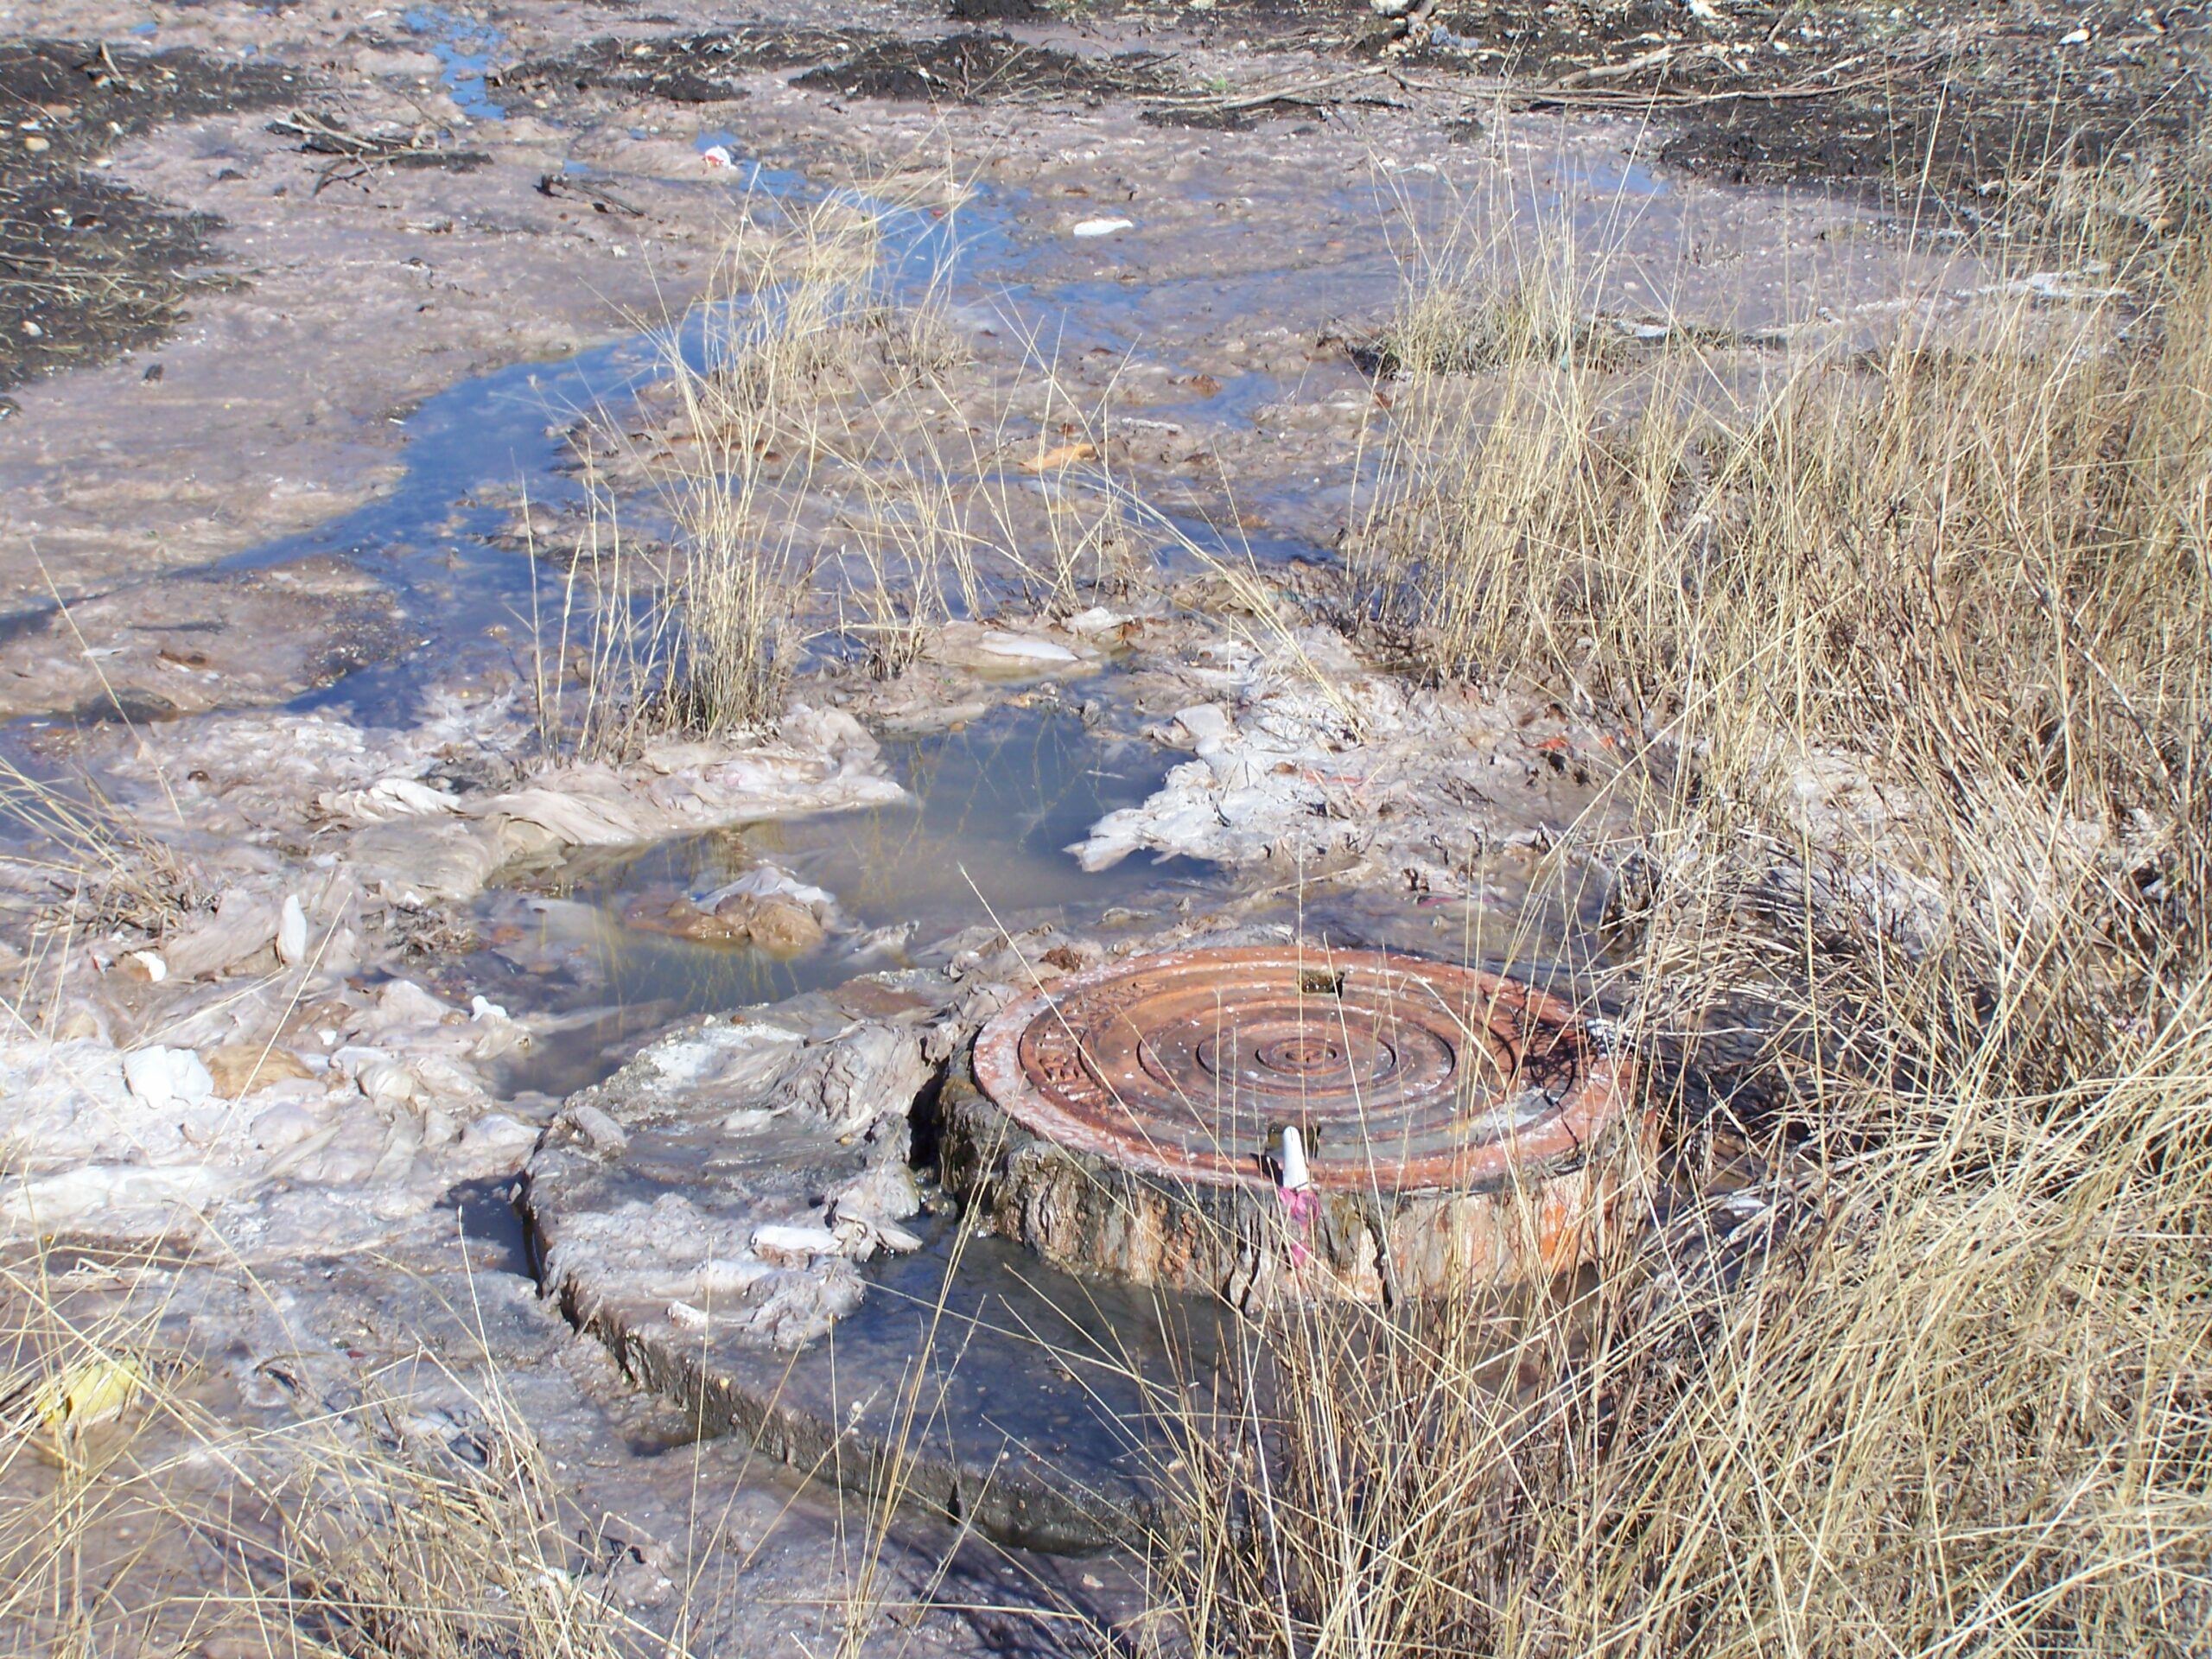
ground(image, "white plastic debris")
xmin=750 ymin=1222 xmax=844 ymax=1263
xmin=276 ymin=894 xmax=308 ymax=965
xmin=124 ymin=950 xmax=168 ymax=983
xmin=458 ymin=1113 xmax=537 ymax=1154
xmin=700 ymin=144 xmax=734 ymax=168
xmin=469 ymin=994 xmax=510 ymax=1022
xmin=122 ymin=1046 xmax=216 ymax=1110
xmin=976 ymin=633 xmax=1080 ymax=664
xmin=563 ymin=1103 xmax=629 ymax=1155
xmin=1062 ymin=605 xmax=1130 ymax=635
xmin=698 ymin=865 xmax=835 ymax=912
xmin=1071 ymin=216 xmax=1135 ymax=238
xmin=1277 ymin=1124 xmax=1313 ymax=1192
xmin=1174 ymin=703 xmax=1234 ymax=747
xmin=164 ymin=892 xmax=282 ymax=979
xmin=319 ymin=776 xmax=464 ymax=822
xmin=355 ymin=1058 xmax=420 ymax=1108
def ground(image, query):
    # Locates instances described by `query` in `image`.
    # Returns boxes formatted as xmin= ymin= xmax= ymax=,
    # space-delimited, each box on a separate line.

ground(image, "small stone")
xmin=21 ymin=135 xmax=48 ymax=153
xmin=741 ymin=896 xmax=826 ymax=957
xmin=203 ymin=1043 xmax=316 ymax=1098
xmin=563 ymin=1103 xmax=629 ymax=1156
xmin=120 ymin=950 xmax=168 ymax=983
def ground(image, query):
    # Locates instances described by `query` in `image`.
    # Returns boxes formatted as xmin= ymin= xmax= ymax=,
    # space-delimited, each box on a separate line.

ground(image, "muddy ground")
xmin=0 ymin=1 xmax=2202 ymax=1654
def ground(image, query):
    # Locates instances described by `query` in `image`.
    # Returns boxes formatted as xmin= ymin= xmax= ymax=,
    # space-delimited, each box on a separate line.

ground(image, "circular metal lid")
xmin=972 ymin=945 xmax=1628 ymax=1194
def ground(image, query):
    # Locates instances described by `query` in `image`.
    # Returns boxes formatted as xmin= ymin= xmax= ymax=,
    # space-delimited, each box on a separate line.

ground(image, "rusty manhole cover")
xmin=972 ymin=945 xmax=1628 ymax=1197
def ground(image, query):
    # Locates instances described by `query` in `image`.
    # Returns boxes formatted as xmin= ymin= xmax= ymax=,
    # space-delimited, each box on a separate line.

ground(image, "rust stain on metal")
xmin=973 ymin=945 xmax=1628 ymax=1196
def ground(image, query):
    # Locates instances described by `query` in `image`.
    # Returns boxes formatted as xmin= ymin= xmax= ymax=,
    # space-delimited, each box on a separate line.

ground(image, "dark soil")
xmin=1395 ymin=1 xmax=2211 ymax=215
xmin=0 ymin=41 xmax=299 ymax=392
xmin=1138 ymin=96 xmax=1314 ymax=130
xmin=791 ymin=33 xmax=1176 ymax=105
xmin=1652 ymin=10 xmax=2209 ymax=213
xmin=948 ymin=0 xmax=1052 ymax=22
xmin=1071 ymin=0 xmax=2209 ymax=213
xmin=488 ymin=27 xmax=887 ymax=105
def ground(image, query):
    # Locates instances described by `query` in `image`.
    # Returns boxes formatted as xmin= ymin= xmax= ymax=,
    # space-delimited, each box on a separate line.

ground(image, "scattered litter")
xmin=751 ymin=1223 xmax=843 ymax=1263
xmin=321 ymin=776 xmax=462 ymax=822
xmin=1019 ymin=440 xmax=1096 ymax=473
xmin=123 ymin=1046 xmax=215 ymax=1109
xmin=29 ymin=1354 xmax=146 ymax=1440
xmin=1071 ymin=216 xmax=1134 ymax=238
xmin=1062 ymin=605 xmax=1130 ymax=635
xmin=976 ymin=634 xmax=1079 ymax=663
xmin=276 ymin=894 xmax=308 ymax=965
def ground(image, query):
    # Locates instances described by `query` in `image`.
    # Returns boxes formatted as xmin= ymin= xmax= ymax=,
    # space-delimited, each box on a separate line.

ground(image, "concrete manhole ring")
xmin=950 ymin=945 xmax=1638 ymax=1300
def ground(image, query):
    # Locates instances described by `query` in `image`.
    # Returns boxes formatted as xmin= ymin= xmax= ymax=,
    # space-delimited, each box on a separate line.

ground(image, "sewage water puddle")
xmin=469 ymin=702 xmax=1229 ymax=1098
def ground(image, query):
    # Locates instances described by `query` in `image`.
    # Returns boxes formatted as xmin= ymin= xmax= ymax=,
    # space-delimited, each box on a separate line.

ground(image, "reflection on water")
xmin=474 ymin=704 xmax=1225 ymax=1094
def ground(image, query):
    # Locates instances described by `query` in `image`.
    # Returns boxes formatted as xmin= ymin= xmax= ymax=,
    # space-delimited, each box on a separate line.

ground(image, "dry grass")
xmin=0 ymin=1244 xmax=664 ymax=1659
xmin=531 ymin=188 xmax=925 ymax=760
xmin=1146 ymin=189 xmax=2212 ymax=1656
xmin=530 ymin=175 xmax=1140 ymax=763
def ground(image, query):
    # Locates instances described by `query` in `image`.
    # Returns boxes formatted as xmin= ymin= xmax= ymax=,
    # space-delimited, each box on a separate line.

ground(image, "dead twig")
xmin=536 ymin=172 xmax=647 ymax=219
xmin=1514 ymin=54 xmax=1926 ymax=111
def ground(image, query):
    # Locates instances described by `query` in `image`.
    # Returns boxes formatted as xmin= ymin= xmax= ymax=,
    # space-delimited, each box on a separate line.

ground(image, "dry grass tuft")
xmin=529 ymin=176 xmax=1150 ymax=762
xmin=0 ymin=1247 xmax=671 ymax=1659
xmin=532 ymin=185 xmax=972 ymax=759
xmin=1149 ymin=188 xmax=2212 ymax=1657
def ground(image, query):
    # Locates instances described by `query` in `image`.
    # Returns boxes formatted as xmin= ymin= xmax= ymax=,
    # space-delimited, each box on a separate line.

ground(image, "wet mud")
xmin=0 ymin=39 xmax=298 ymax=391
xmin=491 ymin=23 xmax=886 ymax=105
xmin=0 ymin=554 xmax=402 ymax=721
xmin=791 ymin=31 xmax=1177 ymax=104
